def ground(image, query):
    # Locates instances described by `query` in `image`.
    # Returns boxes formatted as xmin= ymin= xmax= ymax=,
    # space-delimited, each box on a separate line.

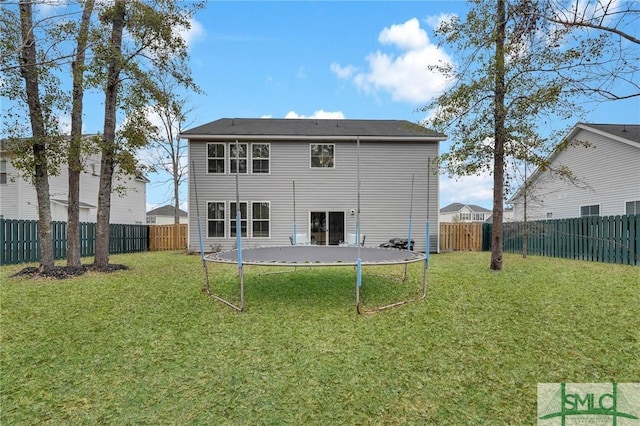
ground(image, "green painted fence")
xmin=0 ymin=219 xmax=148 ymax=265
xmin=483 ymin=214 xmax=639 ymax=266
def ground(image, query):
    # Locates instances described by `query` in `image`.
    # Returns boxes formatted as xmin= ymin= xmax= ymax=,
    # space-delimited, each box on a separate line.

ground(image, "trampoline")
xmin=202 ymin=244 xmax=429 ymax=314
xmin=205 ymin=245 xmax=425 ymax=266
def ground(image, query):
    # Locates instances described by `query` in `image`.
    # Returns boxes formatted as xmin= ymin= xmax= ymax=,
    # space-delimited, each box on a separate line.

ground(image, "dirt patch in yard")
xmin=12 ymin=263 xmax=129 ymax=280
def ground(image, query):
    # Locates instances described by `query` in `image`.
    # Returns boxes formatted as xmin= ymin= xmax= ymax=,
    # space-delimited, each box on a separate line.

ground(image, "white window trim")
xmin=230 ymin=201 xmax=248 ymax=238
xmin=229 ymin=143 xmax=248 ymax=175
xmin=624 ymin=199 xmax=640 ymax=215
xmin=206 ymin=143 xmax=226 ymax=175
xmin=309 ymin=143 xmax=336 ymax=169
xmin=251 ymin=201 xmax=271 ymax=238
xmin=207 ymin=200 xmax=226 ymax=238
xmin=579 ymin=203 xmax=601 ymax=217
xmin=251 ymin=143 xmax=271 ymax=174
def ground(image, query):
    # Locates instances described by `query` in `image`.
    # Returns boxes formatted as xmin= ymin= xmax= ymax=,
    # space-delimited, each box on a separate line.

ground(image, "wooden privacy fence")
xmin=439 ymin=222 xmax=484 ymax=252
xmin=0 ymin=219 xmax=148 ymax=265
xmin=486 ymin=214 xmax=639 ymax=266
xmin=149 ymin=224 xmax=188 ymax=251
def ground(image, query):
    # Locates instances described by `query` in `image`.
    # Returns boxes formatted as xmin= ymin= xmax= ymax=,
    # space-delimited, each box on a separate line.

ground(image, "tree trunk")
xmin=491 ymin=0 xmax=506 ymax=271
xmin=173 ymin=160 xmax=180 ymax=226
xmin=67 ymin=0 xmax=95 ymax=268
xmin=18 ymin=1 xmax=54 ymax=274
xmin=94 ymin=0 xmax=126 ymax=269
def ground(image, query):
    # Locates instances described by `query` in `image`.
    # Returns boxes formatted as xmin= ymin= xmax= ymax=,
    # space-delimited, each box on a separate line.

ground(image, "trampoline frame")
xmin=202 ymin=245 xmax=429 ymax=313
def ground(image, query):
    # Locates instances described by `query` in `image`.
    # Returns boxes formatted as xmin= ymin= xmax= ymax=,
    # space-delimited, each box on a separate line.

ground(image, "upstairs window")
xmin=207 ymin=144 xmax=225 ymax=173
xmin=230 ymin=202 xmax=247 ymax=237
xmin=626 ymin=201 xmax=640 ymax=215
xmin=252 ymin=144 xmax=270 ymax=174
xmin=310 ymin=144 xmax=334 ymax=168
xmin=230 ymin=143 xmax=248 ymax=174
xmin=580 ymin=204 xmax=600 ymax=217
xmin=207 ymin=202 xmax=225 ymax=237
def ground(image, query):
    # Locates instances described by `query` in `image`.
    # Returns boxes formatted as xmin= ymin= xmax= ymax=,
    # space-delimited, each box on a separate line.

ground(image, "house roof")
xmin=179 ymin=118 xmax=447 ymax=142
xmin=440 ymin=202 xmax=491 ymax=213
xmin=51 ymin=199 xmax=96 ymax=209
xmin=147 ymin=205 xmax=188 ymax=217
xmin=508 ymin=122 xmax=640 ymax=203
xmin=583 ymin=123 xmax=640 ymax=144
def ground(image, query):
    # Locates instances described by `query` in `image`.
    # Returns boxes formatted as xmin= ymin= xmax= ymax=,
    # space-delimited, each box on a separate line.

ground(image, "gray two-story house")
xmin=180 ymin=118 xmax=446 ymax=252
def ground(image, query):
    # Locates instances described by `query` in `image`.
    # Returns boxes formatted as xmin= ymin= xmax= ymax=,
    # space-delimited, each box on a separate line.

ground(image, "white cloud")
xmin=440 ymin=171 xmax=494 ymax=208
xmin=379 ymin=17 xmax=428 ymax=50
xmin=330 ymin=63 xmax=357 ymax=79
xmin=178 ymin=18 xmax=206 ymax=49
xmin=285 ymin=110 xmax=345 ymax=119
xmin=425 ymin=13 xmax=457 ymax=32
xmin=331 ymin=17 xmax=454 ymax=104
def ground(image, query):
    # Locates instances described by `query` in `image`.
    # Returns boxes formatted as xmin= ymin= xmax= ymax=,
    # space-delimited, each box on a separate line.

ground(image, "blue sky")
xmin=142 ymin=0 xmax=638 ymax=213
xmin=5 ymin=1 xmax=639 ymax=212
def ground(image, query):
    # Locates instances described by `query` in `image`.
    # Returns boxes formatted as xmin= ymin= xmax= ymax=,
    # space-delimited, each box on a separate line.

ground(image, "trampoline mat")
xmin=204 ymin=245 xmax=425 ymax=266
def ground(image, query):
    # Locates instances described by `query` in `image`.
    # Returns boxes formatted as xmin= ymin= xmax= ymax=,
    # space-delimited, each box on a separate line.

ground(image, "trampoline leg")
xmin=421 ymin=257 xmax=428 ymax=299
xmin=355 ymin=258 xmax=362 ymax=314
xmin=239 ymin=266 xmax=245 ymax=311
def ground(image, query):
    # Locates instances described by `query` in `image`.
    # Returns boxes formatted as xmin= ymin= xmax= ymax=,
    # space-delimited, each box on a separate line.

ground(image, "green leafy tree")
xmin=67 ymin=0 xmax=96 ymax=269
xmin=1 ymin=1 xmax=71 ymax=273
xmin=90 ymin=0 xmax=203 ymax=269
xmin=423 ymin=0 xmax=636 ymax=270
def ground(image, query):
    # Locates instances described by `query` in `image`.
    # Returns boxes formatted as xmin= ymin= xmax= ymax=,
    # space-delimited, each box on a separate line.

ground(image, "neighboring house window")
xmin=230 ymin=143 xmax=248 ymax=174
xmin=472 ymin=213 xmax=485 ymax=221
xmin=626 ymin=201 xmax=640 ymax=215
xmin=459 ymin=212 xmax=471 ymax=221
xmin=0 ymin=159 xmax=6 ymax=184
xmin=230 ymin=202 xmax=247 ymax=237
xmin=310 ymin=144 xmax=334 ymax=168
xmin=580 ymin=204 xmax=600 ymax=217
xmin=252 ymin=143 xmax=270 ymax=174
xmin=207 ymin=202 xmax=225 ymax=237
xmin=207 ymin=143 xmax=225 ymax=173
xmin=252 ymin=202 xmax=270 ymax=238
xmin=147 ymin=216 xmax=156 ymax=224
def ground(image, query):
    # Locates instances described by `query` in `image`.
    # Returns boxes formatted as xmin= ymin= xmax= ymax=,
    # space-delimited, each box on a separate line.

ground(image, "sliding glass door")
xmin=310 ymin=211 xmax=345 ymax=245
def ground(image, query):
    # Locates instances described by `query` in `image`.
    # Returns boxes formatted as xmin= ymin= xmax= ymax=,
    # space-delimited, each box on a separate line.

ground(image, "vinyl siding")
xmin=189 ymin=139 xmax=440 ymax=252
xmin=0 ymin=153 xmax=146 ymax=224
xmin=511 ymin=128 xmax=640 ymax=220
xmin=0 ymin=154 xmax=20 ymax=218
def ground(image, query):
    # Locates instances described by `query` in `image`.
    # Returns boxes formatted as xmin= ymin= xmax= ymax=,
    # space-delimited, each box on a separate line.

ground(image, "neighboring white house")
xmin=147 ymin=205 xmax=188 ymax=224
xmin=439 ymin=203 xmax=492 ymax=223
xmin=508 ymin=123 xmax=640 ymax=221
xmin=180 ymin=118 xmax=446 ymax=252
xmin=0 ymin=141 xmax=149 ymax=224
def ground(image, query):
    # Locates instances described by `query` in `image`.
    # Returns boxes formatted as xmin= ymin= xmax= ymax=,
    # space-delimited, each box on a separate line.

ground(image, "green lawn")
xmin=1 ymin=251 xmax=638 ymax=424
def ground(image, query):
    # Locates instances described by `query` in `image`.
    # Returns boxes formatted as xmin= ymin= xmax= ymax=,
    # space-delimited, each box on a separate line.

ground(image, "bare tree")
xmin=529 ymin=0 xmax=640 ymax=101
xmin=145 ymin=75 xmax=200 ymax=224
